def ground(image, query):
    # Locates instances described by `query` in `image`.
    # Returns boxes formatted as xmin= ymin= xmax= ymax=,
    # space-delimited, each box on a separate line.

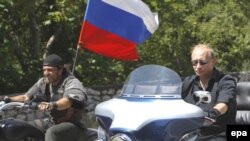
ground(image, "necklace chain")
xmin=199 ymin=81 xmax=207 ymax=91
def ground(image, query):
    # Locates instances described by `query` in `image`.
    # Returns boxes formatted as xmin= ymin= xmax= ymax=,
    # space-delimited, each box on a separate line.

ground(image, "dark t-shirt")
xmin=181 ymin=68 xmax=237 ymax=135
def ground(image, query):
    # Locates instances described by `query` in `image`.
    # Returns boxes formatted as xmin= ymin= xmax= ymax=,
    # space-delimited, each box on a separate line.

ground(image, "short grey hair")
xmin=192 ymin=44 xmax=215 ymax=59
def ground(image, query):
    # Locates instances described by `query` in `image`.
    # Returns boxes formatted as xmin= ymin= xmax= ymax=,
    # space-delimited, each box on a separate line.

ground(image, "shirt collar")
xmin=194 ymin=68 xmax=219 ymax=82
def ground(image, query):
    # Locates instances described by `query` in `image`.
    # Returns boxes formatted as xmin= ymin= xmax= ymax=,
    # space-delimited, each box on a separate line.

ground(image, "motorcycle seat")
xmin=235 ymin=82 xmax=250 ymax=124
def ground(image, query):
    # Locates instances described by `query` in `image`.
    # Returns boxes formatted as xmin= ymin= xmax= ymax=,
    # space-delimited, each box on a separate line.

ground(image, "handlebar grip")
xmin=15 ymin=103 xmax=38 ymax=110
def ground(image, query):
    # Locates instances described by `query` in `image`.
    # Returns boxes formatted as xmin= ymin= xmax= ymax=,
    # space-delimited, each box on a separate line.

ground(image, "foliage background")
xmin=1 ymin=0 xmax=250 ymax=94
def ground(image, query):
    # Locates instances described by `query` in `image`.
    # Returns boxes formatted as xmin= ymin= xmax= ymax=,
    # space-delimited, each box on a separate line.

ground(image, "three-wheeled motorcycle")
xmin=94 ymin=65 xmax=210 ymax=141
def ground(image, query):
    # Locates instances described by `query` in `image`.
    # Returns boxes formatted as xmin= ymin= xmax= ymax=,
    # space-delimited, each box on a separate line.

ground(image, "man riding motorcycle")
xmin=0 ymin=54 xmax=88 ymax=141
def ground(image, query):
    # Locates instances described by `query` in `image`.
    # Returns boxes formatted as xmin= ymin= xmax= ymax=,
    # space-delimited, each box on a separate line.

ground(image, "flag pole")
xmin=72 ymin=22 xmax=85 ymax=75
xmin=72 ymin=16 xmax=86 ymax=75
xmin=71 ymin=21 xmax=86 ymax=75
xmin=71 ymin=0 xmax=89 ymax=75
xmin=71 ymin=45 xmax=81 ymax=75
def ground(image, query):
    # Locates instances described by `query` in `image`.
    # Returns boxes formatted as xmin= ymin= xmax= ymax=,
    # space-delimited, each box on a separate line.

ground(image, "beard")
xmin=44 ymin=77 xmax=51 ymax=84
xmin=44 ymin=75 xmax=61 ymax=85
xmin=44 ymin=77 xmax=57 ymax=84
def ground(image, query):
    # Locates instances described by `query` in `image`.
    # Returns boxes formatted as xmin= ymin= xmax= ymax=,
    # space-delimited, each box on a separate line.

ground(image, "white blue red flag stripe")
xmin=78 ymin=0 xmax=158 ymax=61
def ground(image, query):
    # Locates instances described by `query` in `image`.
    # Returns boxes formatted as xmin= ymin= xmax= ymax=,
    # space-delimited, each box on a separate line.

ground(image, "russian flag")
xmin=78 ymin=0 xmax=159 ymax=61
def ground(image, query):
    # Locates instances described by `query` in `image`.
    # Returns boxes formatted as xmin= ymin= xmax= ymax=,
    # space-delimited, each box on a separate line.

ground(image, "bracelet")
xmin=50 ymin=102 xmax=58 ymax=110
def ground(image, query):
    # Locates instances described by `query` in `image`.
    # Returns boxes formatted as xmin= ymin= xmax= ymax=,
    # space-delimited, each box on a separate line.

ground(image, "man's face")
xmin=43 ymin=66 xmax=62 ymax=85
xmin=191 ymin=48 xmax=216 ymax=78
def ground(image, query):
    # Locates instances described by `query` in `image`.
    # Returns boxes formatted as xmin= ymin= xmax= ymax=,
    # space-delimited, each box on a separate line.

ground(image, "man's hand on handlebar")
xmin=38 ymin=102 xmax=57 ymax=111
xmin=0 ymin=96 xmax=11 ymax=103
xmin=204 ymin=108 xmax=221 ymax=123
xmin=203 ymin=108 xmax=221 ymax=126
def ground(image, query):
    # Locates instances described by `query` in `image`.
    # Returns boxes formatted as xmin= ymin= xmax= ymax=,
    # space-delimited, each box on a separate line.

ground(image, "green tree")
xmin=0 ymin=0 xmax=86 ymax=93
xmin=1 ymin=0 xmax=250 ymax=94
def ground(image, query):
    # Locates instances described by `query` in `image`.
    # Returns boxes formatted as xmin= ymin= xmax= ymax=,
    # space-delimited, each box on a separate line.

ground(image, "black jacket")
xmin=181 ymin=68 xmax=237 ymax=135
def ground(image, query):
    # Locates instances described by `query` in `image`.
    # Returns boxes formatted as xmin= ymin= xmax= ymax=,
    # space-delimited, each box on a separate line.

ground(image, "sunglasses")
xmin=191 ymin=60 xmax=209 ymax=66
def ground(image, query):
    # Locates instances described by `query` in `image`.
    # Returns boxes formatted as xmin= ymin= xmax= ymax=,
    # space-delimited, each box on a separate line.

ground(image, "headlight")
xmin=110 ymin=133 xmax=133 ymax=141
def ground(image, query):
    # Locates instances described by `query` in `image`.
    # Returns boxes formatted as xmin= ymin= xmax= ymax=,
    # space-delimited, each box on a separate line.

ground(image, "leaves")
xmin=1 ymin=0 xmax=250 ymax=94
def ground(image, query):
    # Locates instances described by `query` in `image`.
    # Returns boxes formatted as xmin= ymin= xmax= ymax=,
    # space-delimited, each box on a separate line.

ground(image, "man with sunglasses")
xmin=181 ymin=44 xmax=237 ymax=141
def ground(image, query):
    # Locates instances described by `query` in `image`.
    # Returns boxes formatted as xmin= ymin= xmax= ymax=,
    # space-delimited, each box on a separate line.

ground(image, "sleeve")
xmin=63 ymin=78 xmax=87 ymax=109
xmin=25 ymin=78 xmax=46 ymax=99
xmin=217 ymin=75 xmax=237 ymax=105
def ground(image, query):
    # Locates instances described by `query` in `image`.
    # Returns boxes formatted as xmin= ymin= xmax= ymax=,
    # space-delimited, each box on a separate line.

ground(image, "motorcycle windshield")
xmin=121 ymin=65 xmax=182 ymax=99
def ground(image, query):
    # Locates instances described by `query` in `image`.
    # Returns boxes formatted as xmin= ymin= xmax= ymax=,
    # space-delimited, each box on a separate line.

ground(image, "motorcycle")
xmin=94 ymin=64 xmax=211 ymax=141
xmin=0 ymin=98 xmax=98 ymax=141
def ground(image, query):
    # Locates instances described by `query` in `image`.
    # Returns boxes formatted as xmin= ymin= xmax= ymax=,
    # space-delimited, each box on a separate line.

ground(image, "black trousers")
xmin=28 ymin=118 xmax=83 ymax=141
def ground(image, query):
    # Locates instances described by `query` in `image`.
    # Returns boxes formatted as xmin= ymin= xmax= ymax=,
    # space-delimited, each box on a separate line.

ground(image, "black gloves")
xmin=0 ymin=96 xmax=11 ymax=103
xmin=204 ymin=108 xmax=221 ymax=122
